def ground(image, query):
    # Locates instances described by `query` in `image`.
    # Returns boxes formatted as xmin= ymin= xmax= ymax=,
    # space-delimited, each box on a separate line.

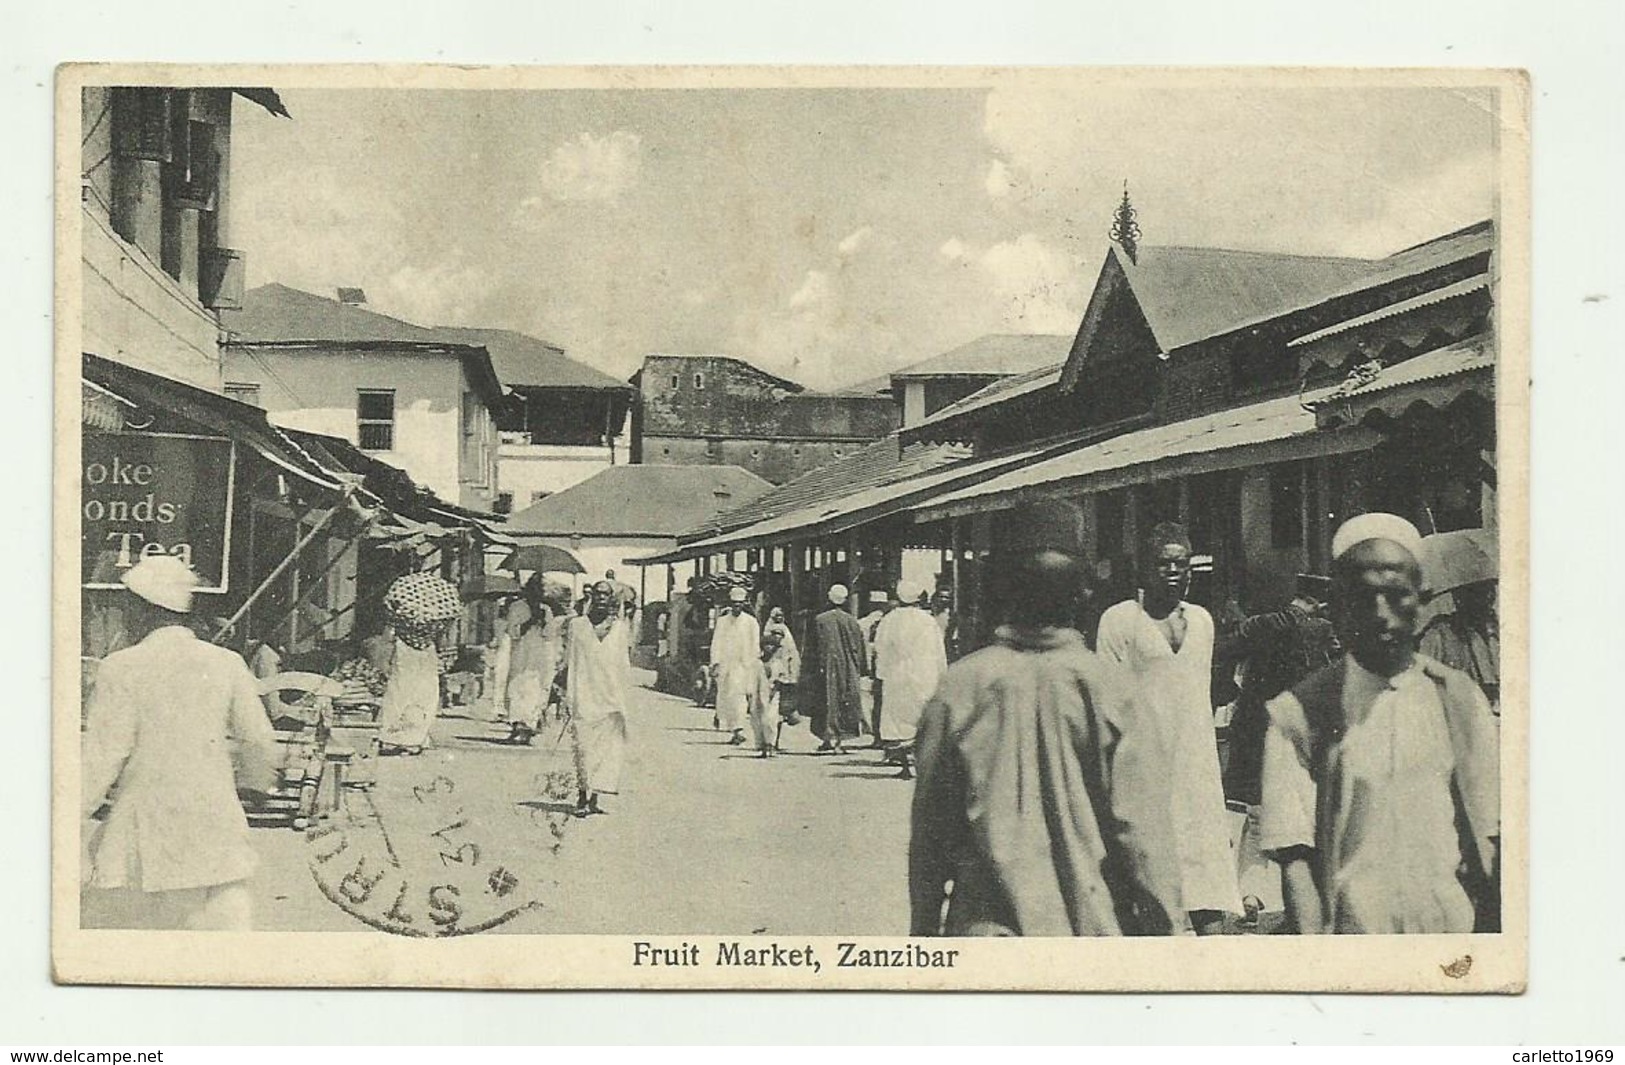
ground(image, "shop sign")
xmin=81 ymin=432 xmax=236 ymax=592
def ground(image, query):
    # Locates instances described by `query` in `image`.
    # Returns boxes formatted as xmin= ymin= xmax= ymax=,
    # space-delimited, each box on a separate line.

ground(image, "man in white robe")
xmin=81 ymin=556 xmax=279 ymax=930
xmin=873 ymin=579 xmax=948 ymax=777
xmin=563 ymin=580 xmax=632 ymax=817
xmin=1096 ymin=521 xmax=1242 ymax=933
xmin=709 ymin=585 xmax=761 ymax=747
xmin=1260 ymin=513 xmax=1500 ymax=934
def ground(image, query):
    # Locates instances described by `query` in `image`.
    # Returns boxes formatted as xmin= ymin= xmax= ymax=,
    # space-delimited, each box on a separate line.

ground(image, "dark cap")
xmin=1003 ymin=499 xmax=1087 ymax=559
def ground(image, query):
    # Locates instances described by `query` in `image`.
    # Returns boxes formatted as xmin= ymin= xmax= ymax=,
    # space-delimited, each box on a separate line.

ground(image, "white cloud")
xmin=372 ymin=258 xmax=496 ymax=327
xmin=939 ymin=237 xmax=969 ymax=261
xmin=984 ymin=158 xmax=1015 ymax=199
xmin=977 ymin=234 xmax=1087 ymax=332
xmin=533 ymin=130 xmax=643 ymax=204
xmin=836 ymin=225 xmax=875 ymax=258
xmin=788 ymin=269 xmax=833 ymax=310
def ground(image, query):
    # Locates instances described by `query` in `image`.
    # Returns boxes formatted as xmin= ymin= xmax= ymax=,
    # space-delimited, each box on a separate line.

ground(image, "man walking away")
xmin=803 ymin=584 xmax=867 ymax=754
xmin=1260 ymin=513 xmax=1500 ymax=934
xmin=873 ymin=579 xmax=948 ymax=778
xmin=81 ymin=556 xmax=279 ymax=930
xmin=1096 ymin=522 xmax=1243 ymax=934
xmin=710 ymin=585 xmax=761 ymax=747
xmin=909 ymin=501 xmax=1183 ymax=937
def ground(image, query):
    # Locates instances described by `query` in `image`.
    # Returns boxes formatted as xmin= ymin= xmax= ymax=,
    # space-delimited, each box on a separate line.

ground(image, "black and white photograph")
xmin=55 ymin=64 xmax=1528 ymax=991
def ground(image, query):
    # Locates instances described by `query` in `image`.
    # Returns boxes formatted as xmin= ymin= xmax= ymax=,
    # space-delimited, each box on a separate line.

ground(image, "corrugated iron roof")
xmin=903 ymin=362 xmax=1066 ymax=437
xmin=679 ymin=433 xmax=971 ymax=541
xmin=1289 ymin=273 xmax=1491 ymax=347
xmin=890 ymin=333 xmax=1073 ymax=380
xmin=911 ymin=384 xmax=1377 ymax=521
xmin=1116 ymin=244 xmax=1380 ymax=354
xmin=505 ymin=464 xmax=774 ymax=539
xmin=649 ymin=436 xmax=1064 ymax=560
xmin=1309 ymin=335 xmax=1494 ymax=413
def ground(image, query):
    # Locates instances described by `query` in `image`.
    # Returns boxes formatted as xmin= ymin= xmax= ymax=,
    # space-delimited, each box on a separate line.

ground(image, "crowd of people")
xmin=906 ymin=503 xmax=1502 ymax=938
xmin=80 ymin=501 xmax=1501 ymax=938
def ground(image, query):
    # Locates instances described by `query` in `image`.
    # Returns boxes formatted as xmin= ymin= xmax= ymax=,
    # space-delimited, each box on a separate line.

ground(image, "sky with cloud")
xmin=228 ymin=79 xmax=1499 ymax=391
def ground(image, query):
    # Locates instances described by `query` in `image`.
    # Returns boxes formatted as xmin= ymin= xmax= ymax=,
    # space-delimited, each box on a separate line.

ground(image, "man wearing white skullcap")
xmin=1259 ymin=513 xmax=1501 ymax=935
xmin=81 ymin=556 xmax=278 ymax=930
xmin=872 ymin=578 xmax=947 ymax=777
xmin=804 ymin=582 xmax=867 ymax=752
xmin=710 ymin=583 xmax=761 ymax=748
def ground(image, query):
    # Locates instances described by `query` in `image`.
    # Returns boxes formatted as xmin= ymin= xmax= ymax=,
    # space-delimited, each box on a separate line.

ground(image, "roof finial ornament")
xmin=1110 ymin=180 xmax=1141 ymax=265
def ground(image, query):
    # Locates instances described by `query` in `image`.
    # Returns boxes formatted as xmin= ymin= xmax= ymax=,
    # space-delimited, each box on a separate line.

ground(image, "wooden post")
xmin=214 ymin=493 xmax=349 ymax=644
xmin=788 ymin=538 xmax=802 ymax=619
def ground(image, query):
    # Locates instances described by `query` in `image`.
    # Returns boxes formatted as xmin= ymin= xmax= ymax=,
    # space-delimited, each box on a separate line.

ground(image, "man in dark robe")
xmin=1216 ymin=574 xmax=1340 ymax=805
xmin=802 ymin=583 xmax=867 ymax=753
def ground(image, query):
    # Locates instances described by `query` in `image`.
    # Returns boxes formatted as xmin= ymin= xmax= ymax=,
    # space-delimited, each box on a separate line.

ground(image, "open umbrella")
xmin=500 ymin=542 xmax=586 ymax=575
xmin=1420 ymin=528 xmax=1498 ymax=595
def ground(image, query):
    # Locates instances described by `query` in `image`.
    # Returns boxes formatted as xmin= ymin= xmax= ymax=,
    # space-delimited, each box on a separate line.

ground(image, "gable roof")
xmin=505 ymin=464 xmax=773 ymax=539
xmin=426 ymin=326 xmax=631 ymax=393
xmin=890 ymin=333 xmax=1073 ymax=381
xmin=1111 ymin=244 xmax=1380 ymax=355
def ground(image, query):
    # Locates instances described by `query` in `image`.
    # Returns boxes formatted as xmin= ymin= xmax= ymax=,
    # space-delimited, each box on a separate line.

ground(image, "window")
xmin=460 ymin=391 xmax=489 ymax=485
xmin=1270 ymin=462 xmax=1306 ymax=549
xmin=668 ymin=374 xmax=680 ymax=390
xmin=493 ymin=491 xmax=514 ymax=516
xmin=693 ymin=372 xmax=705 ymax=390
xmin=224 ymin=382 xmax=261 ymax=407
xmin=356 ymin=390 xmax=395 ymax=451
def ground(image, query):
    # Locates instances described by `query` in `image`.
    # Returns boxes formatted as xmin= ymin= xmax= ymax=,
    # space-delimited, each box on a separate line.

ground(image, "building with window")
xmin=630 ymin=354 xmax=899 ymax=485
xmin=426 ymin=327 xmax=635 ymax=514
xmin=220 ymin=283 xmax=505 ymax=512
xmin=636 ymin=213 xmax=1497 ymax=654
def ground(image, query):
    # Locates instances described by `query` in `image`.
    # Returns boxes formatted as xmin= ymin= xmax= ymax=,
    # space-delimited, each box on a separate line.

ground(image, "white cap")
xmin=895 ymin=579 xmax=925 ymax=605
xmin=1331 ymin=512 xmax=1424 ymax=564
xmin=827 ymin=583 xmax=849 ymax=605
xmin=727 ymin=585 xmax=748 ymax=603
xmin=121 ymin=555 xmax=199 ymax=613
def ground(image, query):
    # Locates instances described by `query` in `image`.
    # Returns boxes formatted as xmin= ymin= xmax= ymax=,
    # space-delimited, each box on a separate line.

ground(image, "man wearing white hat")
xmin=803 ymin=583 xmax=867 ymax=753
xmin=80 ymin=556 xmax=278 ymax=930
xmin=872 ymin=579 xmax=947 ymax=778
xmin=1259 ymin=512 xmax=1501 ymax=934
xmin=709 ymin=584 xmax=761 ymax=747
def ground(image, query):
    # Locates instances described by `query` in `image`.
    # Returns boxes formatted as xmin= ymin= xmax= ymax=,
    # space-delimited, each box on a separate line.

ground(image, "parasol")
xmin=383 ymin=571 xmax=465 ymax=626
xmin=500 ymin=542 xmax=586 ymax=575
xmin=461 ymin=573 xmax=523 ymax=601
xmin=1420 ymin=528 xmax=1498 ymax=595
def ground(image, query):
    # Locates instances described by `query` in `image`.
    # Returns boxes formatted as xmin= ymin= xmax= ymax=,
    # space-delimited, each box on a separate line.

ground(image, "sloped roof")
xmin=912 ymin=384 xmax=1381 ymax=522
xmin=426 ymin=326 xmax=630 ymax=392
xmin=223 ymin=283 xmax=443 ymax=344
xmin=890 ymin=333 xmax=1073 ymax=380
xmin=505 ymin=464 xmax=773 ymax=539
xmin=638 ymin=354 xmax=806 ymax=394
xmin=904 ymin=361 xmax=1066 ymax=440
xmin=681 ymin=433 xmax=972 ymax=541
xmin=1115 ymin=244 xmax=1380 ymax=354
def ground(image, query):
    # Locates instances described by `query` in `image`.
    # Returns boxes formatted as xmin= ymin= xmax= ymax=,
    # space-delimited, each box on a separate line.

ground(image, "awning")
xmin=1289 ymin=275 xmax=1492 ymax=369
xmin=910 ymin=385 xmax=1382 ymax=523
xmin=1310 ymin=336 xmax=1494 ymax=428
xmin=632 ymin=432 xmax=1109 ymax=565
xmin=82 ymin=353 xmax=346 ymax=493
